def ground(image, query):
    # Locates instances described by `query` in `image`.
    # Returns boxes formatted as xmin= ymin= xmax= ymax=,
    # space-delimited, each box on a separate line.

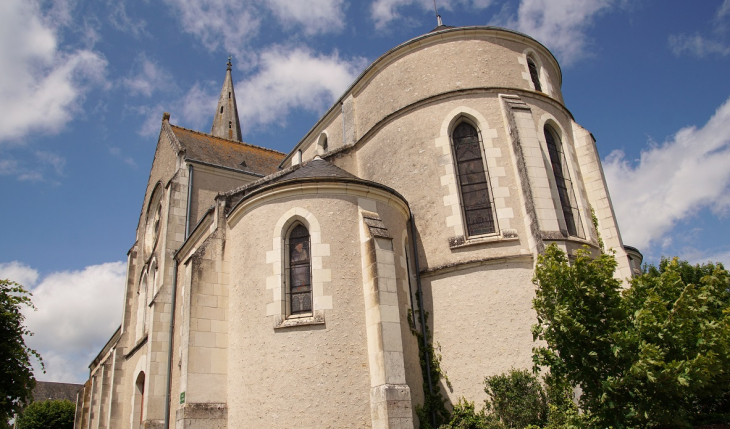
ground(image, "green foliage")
xmin=0 ymin=279 xmax=43 ymax=426
xmin=408 ymin=304 xmax=451 ymax=429
xmin=16 ymin=400 xmax=75 ymax=429
xmin=440 ymin=398 xmax=501 ymax=429
xmin=532 ymin=245 xmax=730 ymax=428
xmin=589 ymin=207 xmax=604 ymax=253
xmin=484 ymin=369 xmax=548 ymax=428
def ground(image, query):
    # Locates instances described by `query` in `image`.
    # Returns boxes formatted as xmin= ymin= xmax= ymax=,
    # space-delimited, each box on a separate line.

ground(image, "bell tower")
xmin=211 ymin=56 xmax=243 ymax=141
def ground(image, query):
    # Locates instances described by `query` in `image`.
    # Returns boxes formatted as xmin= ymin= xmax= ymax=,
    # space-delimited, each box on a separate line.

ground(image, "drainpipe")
xmin=408 ymin=211 xmax=436 ymax=428
xmin=163 ymin=259 xmax=178 ymax=429
xmin=185 ymin=165 xmax=193 ymax=238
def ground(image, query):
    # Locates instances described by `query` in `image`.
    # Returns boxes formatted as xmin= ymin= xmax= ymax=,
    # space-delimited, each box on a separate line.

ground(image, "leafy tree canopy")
xmin=16 ymin=400 xmax=75 ymax=429
xmin=0 ymin=279 xmax=42 ymax=426
xmin=532 ymin=245 xmax=730 ymax=428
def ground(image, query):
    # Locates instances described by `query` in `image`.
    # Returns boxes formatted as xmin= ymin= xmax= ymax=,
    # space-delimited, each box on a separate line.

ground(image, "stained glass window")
xmin=452 ymin=122 xmax=495 ymax=236
xmin=527 ymin=58 xmax=542 ymax=92
xmin=288 ymin=224 xmax=312 ymax=314
xmin=544 ymin=126 xmax=583 ymax=238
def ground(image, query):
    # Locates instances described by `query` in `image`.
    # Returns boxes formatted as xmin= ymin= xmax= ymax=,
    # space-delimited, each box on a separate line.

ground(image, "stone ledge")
xmin=274 ymin=312 xmax=325 ymax=329
xmin=448 ymin=229 xmax=519 ymax=249
xmin=175 ymin=402 xmax=227 ymax=421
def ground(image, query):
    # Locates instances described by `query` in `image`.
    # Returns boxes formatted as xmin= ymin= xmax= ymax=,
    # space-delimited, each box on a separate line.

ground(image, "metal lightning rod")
xmin=433 ymin=0 xmax=443 ymax=26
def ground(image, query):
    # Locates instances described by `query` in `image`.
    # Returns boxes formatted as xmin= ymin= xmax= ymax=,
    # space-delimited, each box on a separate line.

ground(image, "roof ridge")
xmin=169 ymin=123 xmax=286 ymax=156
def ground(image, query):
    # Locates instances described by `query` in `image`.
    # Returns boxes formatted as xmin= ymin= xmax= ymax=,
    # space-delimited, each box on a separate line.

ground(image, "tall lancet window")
xmin=452 ymin=122 xmax=496 ymax=236
xmin=527 ymin=57 xmax=542 ymax=92
xmin=287 ymin=224 xmax=312 ymax=315
xmin=544 ymin=126 xmax=583 ymax=238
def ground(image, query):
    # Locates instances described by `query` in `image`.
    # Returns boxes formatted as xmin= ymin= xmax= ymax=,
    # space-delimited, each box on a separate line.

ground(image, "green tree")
xmin=484 ymin=369 xmax=548 ymax=428
xmin=0 ymin=279 xmax=43 ymax=426
xmin=15 ymin=400 xmax=75 ymax=429
xmin=532 ymin=245 xmax=730 ymax=428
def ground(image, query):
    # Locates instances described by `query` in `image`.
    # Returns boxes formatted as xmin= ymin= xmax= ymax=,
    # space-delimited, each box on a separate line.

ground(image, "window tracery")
xmin=527 ymin=57 xmax=542 ymax=92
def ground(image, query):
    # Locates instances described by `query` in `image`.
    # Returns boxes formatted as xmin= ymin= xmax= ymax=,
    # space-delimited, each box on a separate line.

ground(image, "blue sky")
xmin=1 ymin=0 xmax=729 ymax=383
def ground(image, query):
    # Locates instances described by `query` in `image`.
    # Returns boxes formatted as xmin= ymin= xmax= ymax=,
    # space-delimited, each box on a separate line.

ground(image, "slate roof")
xmin=224 ymin=157 xmax=364 ymax=212
xmin=170 ymin=125 xmax=285 ymax=177
xmin=32 ymin=381 xmax=83 ymax=403
xmin=271 ymin=158 xmax=358 ymax=183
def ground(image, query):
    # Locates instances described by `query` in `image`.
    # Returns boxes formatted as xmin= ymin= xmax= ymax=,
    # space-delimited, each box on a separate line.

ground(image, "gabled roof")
xmin=170 ymin=125 xmax=285 ymax=176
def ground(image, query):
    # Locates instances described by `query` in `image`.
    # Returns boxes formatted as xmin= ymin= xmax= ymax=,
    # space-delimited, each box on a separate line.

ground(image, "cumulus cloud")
xmin=237 ymin=46 xmax=365 ymax=129
xmin=603 ymin=96 xmax=730 ymax=251
xmin=371 ymin=0 xmax=494 ymax=29
xmin=0 ymin=261 xmax=40 ymax=287
xmin=0 ymin=0 xmax=107 ymax=143
xmin=162 ymin=0 xmax=349 ymax=56
xmin=0 ymin=261 xmax=127 ymax=383
xmin=492 ymin=0 xmax=614 ymax=65
xmin=123 ymin=55 xmax=171 ymax=97
xmin=179 ymin=82 xmax=219 ymax=131
xmin=265 ymin=0 xmax=346 ymax=35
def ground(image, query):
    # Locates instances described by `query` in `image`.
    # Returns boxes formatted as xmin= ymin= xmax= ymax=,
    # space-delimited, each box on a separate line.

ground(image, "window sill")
xmin=448 ymin=229 xmax=519 ymax=249
xmin=274 ymin=312 xmax=325 ymax=329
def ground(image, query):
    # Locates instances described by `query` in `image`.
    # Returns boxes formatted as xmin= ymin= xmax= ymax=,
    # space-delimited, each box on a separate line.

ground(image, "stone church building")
xmin=75 ymin=24 xmax=640 ymax=429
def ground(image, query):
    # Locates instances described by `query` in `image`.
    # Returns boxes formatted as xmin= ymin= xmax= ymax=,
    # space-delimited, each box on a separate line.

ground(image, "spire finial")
xmin=227 ymin=55 xmax=232 ymax=70
xmin=433 ymin=0 xmax=442 ymax=26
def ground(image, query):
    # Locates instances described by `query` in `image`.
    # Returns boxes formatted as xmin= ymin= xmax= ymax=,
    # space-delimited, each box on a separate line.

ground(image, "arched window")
xmin=544 ymin=126 xmax=583 ymax=237
xmin=133 ymin=372 xmax=145 ymax=428
xmin=451 ymin=122 xmax=495 ymax=236
xmin=527 ymin=57 xmax=542 ymax=92
xmin=136 ymin=273 xmax=147 ymax=339
xmin=287 ymin=224 xmax=311 ymax=315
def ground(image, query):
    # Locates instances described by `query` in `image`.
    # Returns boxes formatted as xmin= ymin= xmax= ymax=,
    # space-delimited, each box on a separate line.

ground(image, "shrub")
xmin=16 ymin=400 xmax=75 ymax=429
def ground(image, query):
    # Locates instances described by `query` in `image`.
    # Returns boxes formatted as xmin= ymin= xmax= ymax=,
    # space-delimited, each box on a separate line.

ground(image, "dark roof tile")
xmin=170 ymin=125 xmax=285 ymax=176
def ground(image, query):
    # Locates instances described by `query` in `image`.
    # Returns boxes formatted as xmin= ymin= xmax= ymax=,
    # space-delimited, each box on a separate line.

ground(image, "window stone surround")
xmin=266 ymin=207 xmax=332 ymax=327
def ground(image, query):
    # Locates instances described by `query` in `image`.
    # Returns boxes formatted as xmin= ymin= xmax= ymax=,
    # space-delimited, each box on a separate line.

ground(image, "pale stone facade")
xmin=76 ymin=25 xmax=640 ymax=429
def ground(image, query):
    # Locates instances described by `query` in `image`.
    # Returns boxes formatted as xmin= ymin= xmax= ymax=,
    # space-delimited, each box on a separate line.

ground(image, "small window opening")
xmin=527 ymin=57 xmax=542 ymax=92
xmin=288 ymin=224 xmax=312 ymax=315
xmin=229 ymin=121 xmax=232 ymax=129
xmin=228 ymin=92 xmax=231 ymax=99
xmin=220 ymin=106 xmax=224 ymax=114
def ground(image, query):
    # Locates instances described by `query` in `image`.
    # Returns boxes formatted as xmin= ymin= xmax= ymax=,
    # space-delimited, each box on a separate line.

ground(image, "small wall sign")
xmin=180 ymin=392 xmax=186 ymax=404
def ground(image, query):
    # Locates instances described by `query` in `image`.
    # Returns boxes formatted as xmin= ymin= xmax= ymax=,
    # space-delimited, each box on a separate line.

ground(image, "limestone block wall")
xmin=228 ymin=192 xmax=406 ymax=427
xmin=188 ymin=163 xmax=257 ymax=229
xmin=345 ymin=95 xmax=529 ymax=270
xmin=572 ymin=122 xmax=631 ymax=280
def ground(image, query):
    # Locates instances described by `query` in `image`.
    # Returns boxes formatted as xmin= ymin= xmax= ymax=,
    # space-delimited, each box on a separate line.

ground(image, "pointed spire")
xmin=211 ymin=56 xmax=243 ymax=141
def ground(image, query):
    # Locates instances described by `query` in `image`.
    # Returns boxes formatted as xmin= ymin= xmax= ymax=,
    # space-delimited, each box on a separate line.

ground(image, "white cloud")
xmin=237 ymin=46 xmax=365 ymax=129
xmin=162 ymin=0 xmax=349 ymax=55
xmin=603 ymin=96 xmax=730 ymax=251
xmin=371 ymin=0 xmax=494 ymax=29
xmin=161 ymin=0 xmax=261 ymax=58
xmin=123 ymin=55 xmax=171 ymax=97
xmin=0 ymin=0 xmax=107 ymax=143
xmin=0 ymin=261 xmax=40 ymax=287
xmin=0 ymin=151 xmax=66 ymax=182
xmin=1 ymin=261 xmax=127 ymax=383
xmin=180 ymin=82 xmax=219 ymax=131
xmin=108 ymin=0 xmax=149 ymax=38
xmin=669 ymin=1 xmax=730 ymax=58
xmin=669 ymin=33 xmax=730 ymax=58
xmin=265 ymin=0 xmax=346 ymax=35
xmin=493 ymin=0 xmax=614 ymax=65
